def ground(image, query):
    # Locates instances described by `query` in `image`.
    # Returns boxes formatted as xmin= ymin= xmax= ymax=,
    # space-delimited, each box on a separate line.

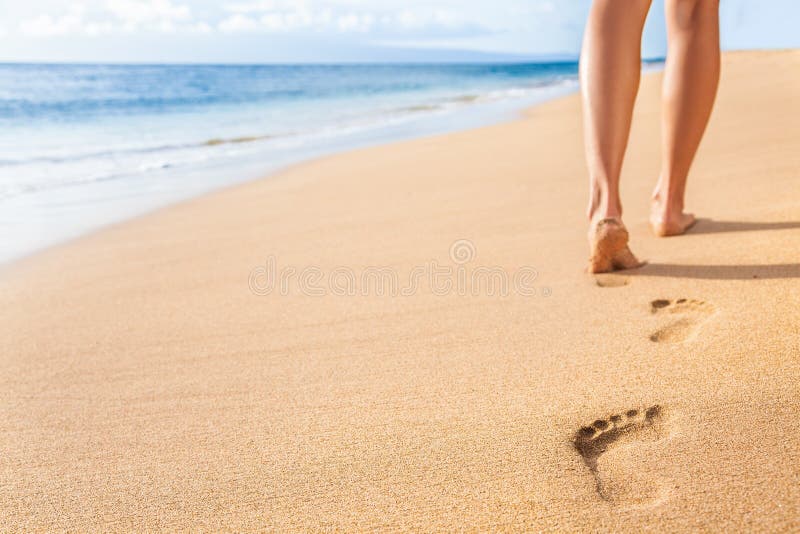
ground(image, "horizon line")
xmin=0 ymin=57 xmax=670 ymax=67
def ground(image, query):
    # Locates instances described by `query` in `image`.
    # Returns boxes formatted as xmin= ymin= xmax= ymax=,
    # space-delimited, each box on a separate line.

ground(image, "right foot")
xmin=650 ymin=189 xmax=696 ymax=237
xmin=650 ymin=211 xmax=697 ymax=237
xmin=587 ymin=218 xmax=644 ymax=274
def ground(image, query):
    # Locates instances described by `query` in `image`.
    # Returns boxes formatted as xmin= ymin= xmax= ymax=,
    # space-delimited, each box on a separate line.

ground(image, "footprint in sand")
xmin=574 ymin=406 xmax=671 ymax=506
xmin=593 ymin=274 xmax=630 ymax=288
xmin=649 ymin=298 xmax=715 ymax=343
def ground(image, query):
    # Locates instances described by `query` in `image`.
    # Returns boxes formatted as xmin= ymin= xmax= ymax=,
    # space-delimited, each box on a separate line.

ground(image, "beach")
xmin=1 ymin=49 xmax=799 ymax=530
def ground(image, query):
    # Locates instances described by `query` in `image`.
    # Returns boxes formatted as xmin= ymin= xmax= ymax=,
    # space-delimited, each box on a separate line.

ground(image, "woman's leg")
xmin=651 ymin=0 xmax=721 ymax=236
xmin=581 ymin=0 xmax=652 ymax=272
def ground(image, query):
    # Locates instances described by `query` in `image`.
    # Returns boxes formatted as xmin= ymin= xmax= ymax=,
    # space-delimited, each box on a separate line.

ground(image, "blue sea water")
xmin=0 ymin=62 xmax=586 ymax=263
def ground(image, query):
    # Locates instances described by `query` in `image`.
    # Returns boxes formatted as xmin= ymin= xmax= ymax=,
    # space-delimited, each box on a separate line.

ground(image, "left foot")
xmin=588 ymin=218 xmax=645 ymax=273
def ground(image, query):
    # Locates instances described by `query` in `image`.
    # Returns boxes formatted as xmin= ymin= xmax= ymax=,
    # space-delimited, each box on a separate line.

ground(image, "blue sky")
xmin=0 ymin=0 xmax=798 ymax=63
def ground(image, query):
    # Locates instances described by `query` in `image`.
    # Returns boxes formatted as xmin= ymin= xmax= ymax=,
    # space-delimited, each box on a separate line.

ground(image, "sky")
xmin=0 ymin=0 xmax=798 ymax=63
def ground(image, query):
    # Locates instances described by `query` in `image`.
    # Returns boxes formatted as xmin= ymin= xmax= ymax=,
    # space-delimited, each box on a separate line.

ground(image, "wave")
xmin=395 ymin=104 xmax=443 ymax=113
xmin=0 ymin=133 xmax=285 ymax=167
xmin=203 ymin=134 xmax=276 ymax=146
xmin=386 ymin=78 xmax=578 ymax=118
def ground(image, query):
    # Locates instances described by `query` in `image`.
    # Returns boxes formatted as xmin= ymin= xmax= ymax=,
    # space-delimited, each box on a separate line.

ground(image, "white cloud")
xmin=19 ymin=0 xmax=195 ymax=36
xmin=105 ymin=0 xmax=191 ymax=24
xmin=219 ymin=3 xmax=381 ymax=34
xmin=190 ymin=21 xmax=213 ymax=33
xmin=260 ymin=8 xmax=314 ymax=31
xmin=20 ymin=5 xmax=86 ymax=37
xmin=11 ymin=0 xmax=552 ymax=42
xmin=393 ymin=9 xmax=466 ymax=31
xmin=224 ymin=0 xmax=307 ymax=13
xmin=84 ymin=21 xmax=116 ymax=36
xmin=336 ymin=13 xmax=373 ymax=33
xmin=218 ymin=14 xmax=260 ymax=32
xmin=213 ymin=1 xmax=485 ymax=36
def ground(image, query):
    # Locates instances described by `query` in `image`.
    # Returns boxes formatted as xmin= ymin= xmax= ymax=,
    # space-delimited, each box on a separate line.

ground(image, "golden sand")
xmin=1 ymin=51 xmax=799 ymax=531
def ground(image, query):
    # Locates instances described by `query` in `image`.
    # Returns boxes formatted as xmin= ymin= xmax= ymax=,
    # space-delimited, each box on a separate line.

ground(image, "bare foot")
xmin=650 ymin=193 xmax=697 ymax=237
xmin=650 ymin=211 xmax=696 ymax=237
xmin=587 ymin=218 xmax=645 ymax=274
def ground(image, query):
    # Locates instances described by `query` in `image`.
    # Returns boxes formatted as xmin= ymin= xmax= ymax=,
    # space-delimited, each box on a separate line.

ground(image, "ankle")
xmin=589 ymin=209 xmax=623 ymax=231
xmin=652 ymin=172 xmax=687 ymax=211
xmin=588 ymin=190 xmax=622 ymax=222
xmin=587 ymin=177 xmax=623 ymax=221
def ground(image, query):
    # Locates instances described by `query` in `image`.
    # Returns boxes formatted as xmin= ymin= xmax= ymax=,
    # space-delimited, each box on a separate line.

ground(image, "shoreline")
xmin=0 ymin=97 xmax=552 ymax=269
xmin=2 ymin=50 xmax=799 ymax=531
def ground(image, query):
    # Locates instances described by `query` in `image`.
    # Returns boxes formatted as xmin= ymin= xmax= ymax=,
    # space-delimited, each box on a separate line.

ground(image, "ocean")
xmin=0 ymin=62 xmax=588 ymax=263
